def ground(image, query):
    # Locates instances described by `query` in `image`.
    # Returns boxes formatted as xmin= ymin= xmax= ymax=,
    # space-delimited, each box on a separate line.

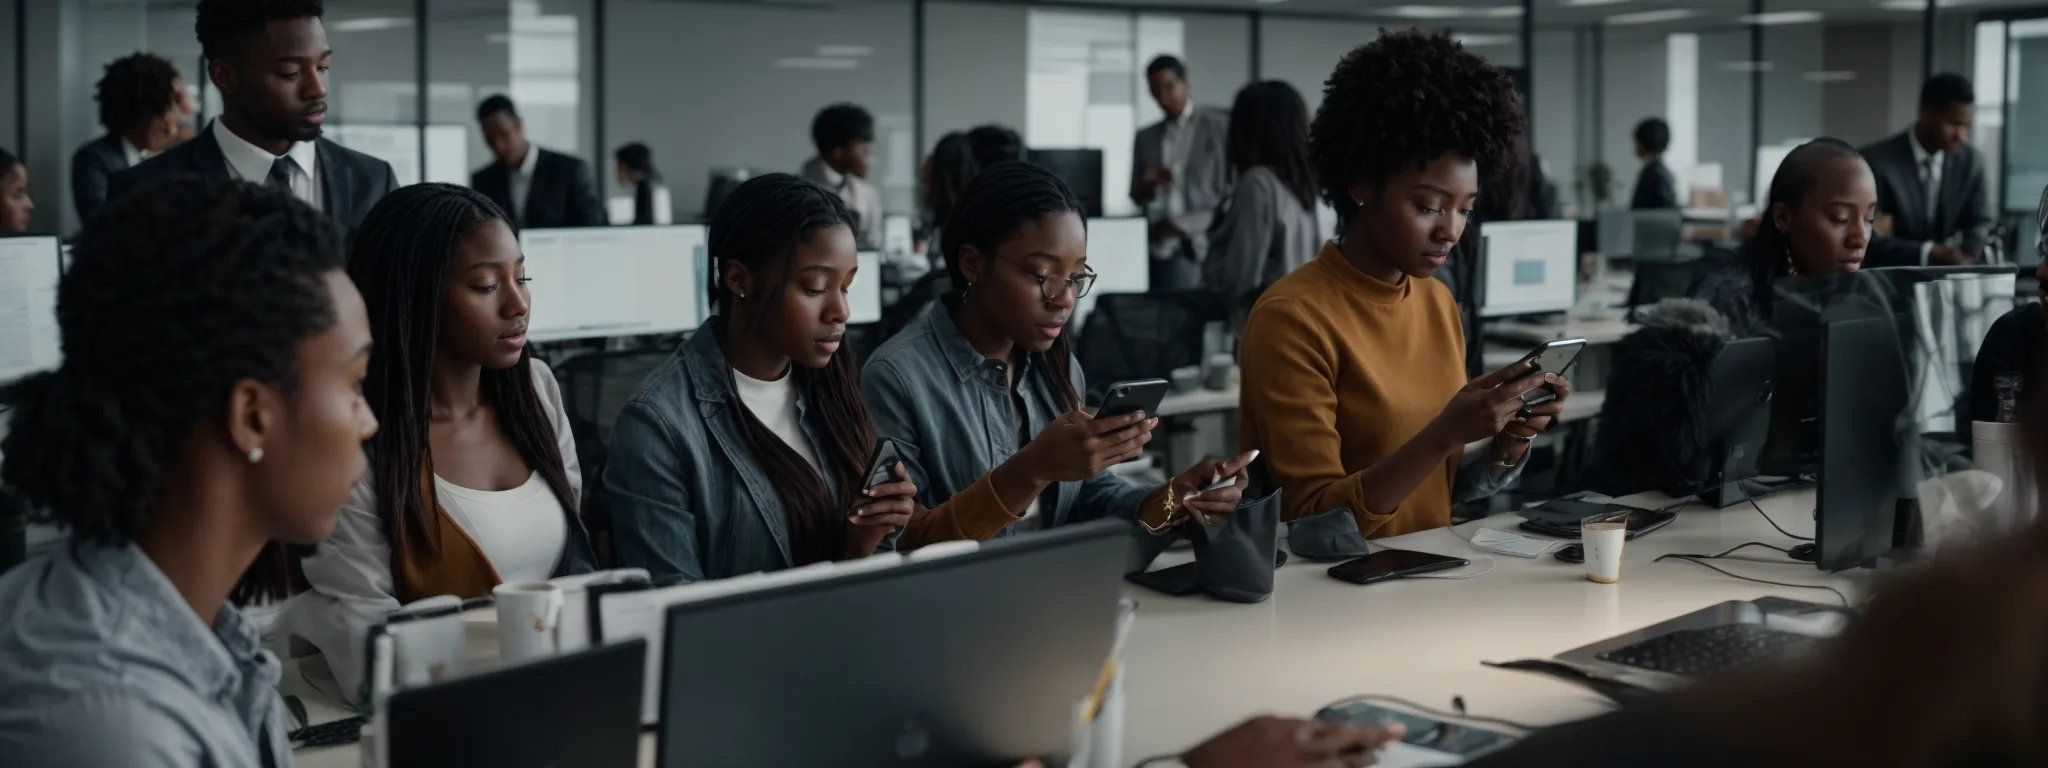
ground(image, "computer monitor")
xmin=1476 ymin=220 xmax=1577 ymax=318
xmin=1695 ymin=336 xmax=1777 ymax=508
xmin=1597 ymin=209 xmax=1633 ymax=258
xmin=1075 ymin=217 xmax=1150 ymax=334
xmin=519 ymin=225 xmax=704 ymax=342
xmin=1754 ymin=143 xmax=1799 ymax=207
xmin=656 ymin=520 xmax=1129 ymax=767
xmin=0 ymin=236 xmax=64 ymax=385
xmin=1031 ymin=149 xmax=1105 ymax=218
xmin=385 ymin=640 xmax=646 ymax=768
xmin=881 ymin=214 xmax=914 ymax=265
xmin=852 ymin=252 xmax=883 ymax=325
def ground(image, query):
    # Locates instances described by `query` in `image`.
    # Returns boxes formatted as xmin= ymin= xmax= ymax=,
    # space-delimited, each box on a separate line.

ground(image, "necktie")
xmin=1920 ymin=154 xmax=1939 ymax=223
xmin=267 ymin=157 xmax=295 ymax=196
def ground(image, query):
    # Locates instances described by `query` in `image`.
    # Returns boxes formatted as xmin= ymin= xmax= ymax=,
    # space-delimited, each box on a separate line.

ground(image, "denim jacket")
xmin=606 ymin=326 xmax=881 ymax=581
xmin=862 ymin=302 xmax=1155 ymax=548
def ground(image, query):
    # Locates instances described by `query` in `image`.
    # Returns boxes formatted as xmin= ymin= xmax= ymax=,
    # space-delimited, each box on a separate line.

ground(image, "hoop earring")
xmin=1785 ymin=248 xmax=1799 ymax=276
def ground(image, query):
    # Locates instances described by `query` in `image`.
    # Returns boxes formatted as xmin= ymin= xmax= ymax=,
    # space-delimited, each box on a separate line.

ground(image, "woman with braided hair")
xmin=0 ymin=176 xmax=377 ymax=765
xmin=280 ymin=182 xmax=596 ymax=707
xmin=607 ymin=173 xmax=922 ymax=581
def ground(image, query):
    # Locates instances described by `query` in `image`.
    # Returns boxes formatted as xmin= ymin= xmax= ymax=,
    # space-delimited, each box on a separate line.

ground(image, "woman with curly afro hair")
xmin=1237 ymin=28 xmax=1572 ymax=544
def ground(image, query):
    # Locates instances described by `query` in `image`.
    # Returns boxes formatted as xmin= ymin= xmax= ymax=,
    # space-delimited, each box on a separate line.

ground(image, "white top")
xmin=508 ymin=144 xmax=539 ymax=224
xmin=279 ymin=359 xmax=580 ymax=705
xmin=211 ymin=119 xmax=323 ymax=212
xmin=434 ymin=471 xmax=567 ymax=584
xmin=732 ymin=367 xmax=822 ymax=472
xmin=120 ymin=138 xmax=146 ymax=168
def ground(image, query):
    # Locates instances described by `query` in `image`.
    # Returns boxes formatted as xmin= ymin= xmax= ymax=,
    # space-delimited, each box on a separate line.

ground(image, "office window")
xmin=1258 ymin=17 xmax=1378 ymax=116
xmin=1758 ymin=0 xmax=1927 ymax=156
xmin=1029 ymin=9 xmax=1146 ymax=218
xmin=321 ymin=1 xmax=421 ymax=185
xmin=431 ymin=0 xmax=596 ymax=188
xmin=2003 ymin=18 xmax=2048 ymax=219
xmin=605 ymin=0 xmax=915 ymax=221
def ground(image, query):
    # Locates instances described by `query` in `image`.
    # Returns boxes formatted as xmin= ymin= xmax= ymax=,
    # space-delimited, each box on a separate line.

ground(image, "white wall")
xmin=1258 ymin=18 xmax=1378 ymax=115
xmin=923 ymin=1 xmax=1028 ymax=156
xmin=1184 ymin=13 xmax=1252 ymax=110
xmin=1600 ymin=32 xmax=1666 ymax=207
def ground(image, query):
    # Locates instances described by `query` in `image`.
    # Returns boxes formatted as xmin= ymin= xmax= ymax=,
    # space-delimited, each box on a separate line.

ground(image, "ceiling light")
xmin=1802 ymin=70 xmax=1858 ymax=82
xmin=1456 ymin=34 xmax=1518 ymax=47
xmin=330 ymin=17 xmax=412 ymax=33
xmin=1880 ymin=0 xmax=1976 ymax=9
xmin=1607 ymin=9 xmax=1699 ymax=25
xmin=775 ymin=57 xmax=861 ymax=70
xmin=1563 ymin=0 xmax=1634 ymax=6
xmin=1254 ymin=0 xmax=1292 ymax=5
xmin=1385 ymin=5 xmax=1523 ymax=19
xmin=1738 ymin=11 xmax=1823 ymax=25
xmin=816 ymin=45 xmax=875 ymax=57
xmin=1718 ymin=60 xmax=1776 ymax=72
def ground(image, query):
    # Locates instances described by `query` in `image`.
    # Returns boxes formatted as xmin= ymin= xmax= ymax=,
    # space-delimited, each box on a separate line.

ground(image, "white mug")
xmin=493 ymin=581 xmax=564 ymax=664
xmin=1582 ymin=521 xmax=1627 ymax=584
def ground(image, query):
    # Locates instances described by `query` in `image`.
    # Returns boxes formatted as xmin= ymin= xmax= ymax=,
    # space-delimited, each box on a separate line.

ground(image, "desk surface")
xmin=295 ymin=488 xmax=1845 ymax=768
xmin=1484 ymin=315 xmax=1637 ymax=346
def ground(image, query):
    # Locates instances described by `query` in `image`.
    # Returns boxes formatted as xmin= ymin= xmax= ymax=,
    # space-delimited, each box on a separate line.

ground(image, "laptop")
xmin=385 ymin=639 xmax=646 ymax=768
xmin=1552 ymin=597 xmax=1848 ymax=690
xmin=656 ymin=519 xmax=1131 ymax=767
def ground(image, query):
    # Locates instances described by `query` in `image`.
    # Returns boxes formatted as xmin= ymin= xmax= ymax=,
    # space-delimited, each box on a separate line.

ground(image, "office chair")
xmin=551 ymin=347 xmax=675 ymax=566
xmin=1075 ymin=291 xmax=1220 ymax=403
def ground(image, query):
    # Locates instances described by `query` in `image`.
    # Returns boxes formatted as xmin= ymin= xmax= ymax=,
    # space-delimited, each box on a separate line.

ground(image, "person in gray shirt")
xmin=0 ymin=173 xmax=379 ymax=767
xmin=1203 ymin=80 xmax=1320 ymax=316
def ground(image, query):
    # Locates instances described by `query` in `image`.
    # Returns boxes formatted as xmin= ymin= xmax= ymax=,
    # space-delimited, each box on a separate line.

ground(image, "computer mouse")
xmin=1554 ymin=544 xmax=1584 ymax=564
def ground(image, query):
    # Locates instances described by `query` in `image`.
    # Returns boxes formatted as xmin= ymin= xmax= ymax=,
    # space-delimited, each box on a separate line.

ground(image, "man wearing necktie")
xmin=1859 ymin=73 xmax=1993 ymax=268
xmin=108 ymin=0 xmax=400 ymax=239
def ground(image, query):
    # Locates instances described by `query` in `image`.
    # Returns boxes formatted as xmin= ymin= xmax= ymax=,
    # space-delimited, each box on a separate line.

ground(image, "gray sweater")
xmin=1202 ymin=166 xmax=1321 ymax=306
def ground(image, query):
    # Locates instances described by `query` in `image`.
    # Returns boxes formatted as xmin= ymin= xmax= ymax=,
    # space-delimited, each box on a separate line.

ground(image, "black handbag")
xmin=1125 ymin=457 xmax=1285 ymax=603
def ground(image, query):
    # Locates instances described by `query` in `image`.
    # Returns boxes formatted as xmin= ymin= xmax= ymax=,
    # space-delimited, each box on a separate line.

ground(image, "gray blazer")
xmin=1860 ymin=132 xmax=1994 ymax=268
xmin=1202 ymin=166 xmax=1320 ymax=306
xmin=606 ymin=327 xmax=883 ymax=582
xmin=1131 ymin=107 xmax=1232 ymax=253
xmin=861 ymin=301 xmax=1153 ymax=537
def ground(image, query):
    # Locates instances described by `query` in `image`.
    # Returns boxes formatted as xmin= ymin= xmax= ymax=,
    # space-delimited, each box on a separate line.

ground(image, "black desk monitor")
xmin=1030 ymin=148 xmax=1105 ymax=218
xmin=657 ymin=520 xmax=1130 ymax=767
xmin=1817 ymin=315 xmax=1910 ymax=571
xmin=385 ymin=639 xmax=646 ymax=768
xmin=1698 ymin=335 xmax=1777 ymax=508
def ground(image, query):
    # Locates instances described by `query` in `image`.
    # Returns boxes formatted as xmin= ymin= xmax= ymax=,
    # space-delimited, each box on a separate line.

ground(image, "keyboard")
xmin=1594 ymin=624 xmax=1819 ymax=678
xmin=290 ymin=715 xmax=367 ymax=749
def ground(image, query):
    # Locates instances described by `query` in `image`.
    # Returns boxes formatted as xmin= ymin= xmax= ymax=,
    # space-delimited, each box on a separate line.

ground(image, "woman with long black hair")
xmin=863 ymin=162 xmax=1252 ymax=549
xmin=1688 ymin=138 xmax=1876 ymax=335
xmin=607 ymin=174 xmax=922 ymax=581
xmin=1203 ymin=80 xmax=1320 ymax=306
xmin=284 ymin=183 xmax=595 ymax=705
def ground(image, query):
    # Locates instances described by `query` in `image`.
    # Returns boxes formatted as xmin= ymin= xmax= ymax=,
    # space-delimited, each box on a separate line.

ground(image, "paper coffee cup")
xmin=1582 ymin=522 xmax=1626 ymax=584
xmin=493 ymin=581 xmax=564 ymax=665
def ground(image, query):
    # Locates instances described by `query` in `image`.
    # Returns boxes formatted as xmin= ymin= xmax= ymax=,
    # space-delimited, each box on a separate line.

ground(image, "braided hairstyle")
xmin=1739 ymin=138 xmax=1865 ymax=316
xmin=1310 ymin=28 xmax=1526 ymax=234
xmin=345 ymin=183 xmax=578 ymax=569
xmin=95 ymin=52 xmax=182 ymax=138
xmin=0 ymin=176 xmax=344 ymax=601
xmin=943 ymin=161 xmax=1087 ymax=413
xmin=707 ymin=173 xmax=876 ymax=566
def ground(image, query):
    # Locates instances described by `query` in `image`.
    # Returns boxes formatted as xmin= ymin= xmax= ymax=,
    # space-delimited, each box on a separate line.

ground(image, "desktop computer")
xmin=1030 ymin=149 xmax=1105 ymax=218
xmin=520 ymin=225 xmax=704 ymax=342
xmin=851 ymin=252 xmax=884 ymax=326
xmin=1074 ymin=217 xmax=1150 ymax=335
xmin=1475 ymin=220 xmax=1577 ymax=318
xmin=1693 ymin=336 xmax=1777 ymax=509
xmin=881 ymin=214 xmax=914 ymax=266
xmin=0 ymin=235 xmax=64 ymax=387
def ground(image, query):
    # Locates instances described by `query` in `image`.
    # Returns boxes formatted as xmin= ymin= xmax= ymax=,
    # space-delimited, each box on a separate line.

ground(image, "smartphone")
xmin=1554 ymin=544 xmax=1585 ymax=564
xmin=1315 ymin=701 xmax=1517 ymax=759
xmin=1516 ymin=338 xmax=1587 ymax=406
xmin=1327 ymin=548 xmax=1471 ymax=585
xmin=1096 ymin=378 xmax=1171 ymax=421
xmin=862 ymin=438 xmax=904 ymax=490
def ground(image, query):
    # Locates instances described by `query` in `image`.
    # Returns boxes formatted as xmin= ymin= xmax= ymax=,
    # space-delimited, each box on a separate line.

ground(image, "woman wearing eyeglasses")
xmin=862 ymin=162 xmax=1253 ymax=550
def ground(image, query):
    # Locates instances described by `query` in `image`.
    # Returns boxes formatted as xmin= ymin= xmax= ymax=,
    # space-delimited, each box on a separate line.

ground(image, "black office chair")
xmin=550 ymin=347 xmax=675 ymax=567
xmin=1075 ymin=291 xmax=1220 ymax=403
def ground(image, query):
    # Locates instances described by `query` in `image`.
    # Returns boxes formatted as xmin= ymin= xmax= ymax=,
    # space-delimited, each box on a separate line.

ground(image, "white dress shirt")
xmin=212 ymin=119 xmax=323 ymax=212
xmin=1909 ymin=131 xmax=1944 ymax=264
xmin=801 ymin=157 xmax=882 ymax=248
xmin=120 ymin=138 xmax=146 ymax=168
xmin=507 ymin=144 xmax=539 ymax=224
xmin=1150 ymin=110 xmax=1197 ymax=260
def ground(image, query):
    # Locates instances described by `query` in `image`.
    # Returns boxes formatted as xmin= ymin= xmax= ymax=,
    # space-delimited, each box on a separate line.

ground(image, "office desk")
xmin=1484 ymin=315 xmax=1638 ymax=346
xmin=295 ymin=489 xmax=1841 ymax=768
xmin=1156 ymin=386 xmax=1238 ymax=418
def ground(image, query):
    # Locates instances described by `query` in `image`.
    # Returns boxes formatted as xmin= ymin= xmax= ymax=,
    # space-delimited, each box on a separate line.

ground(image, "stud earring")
xmin=247 ymin=447 xmax=265 ymax=465
xmin=737 ymin=291 xmax=746 ymax=299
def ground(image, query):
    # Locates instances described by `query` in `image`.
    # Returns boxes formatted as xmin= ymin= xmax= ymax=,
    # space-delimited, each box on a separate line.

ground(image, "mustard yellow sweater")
xmin=1238 ymin=243 xmax=1468 ymax=538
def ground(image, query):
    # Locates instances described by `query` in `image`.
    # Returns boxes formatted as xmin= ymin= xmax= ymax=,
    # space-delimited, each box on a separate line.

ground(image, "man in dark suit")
xmin=1860 ymin=73 xmax=1993 ymax=268
xmin=471 ymin=95 xmax=607 ymax=230
xmin=1629 ymin=117 xmax=1680 ymax=210
xmin=108 ymin=0 xmax=398 ymax=239
xmin=72 ymin=53 xmax=185 ymax=223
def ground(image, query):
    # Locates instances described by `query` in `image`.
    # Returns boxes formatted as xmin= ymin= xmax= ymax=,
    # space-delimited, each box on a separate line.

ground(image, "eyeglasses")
xmin=993 ymin=253 xmax=1098 ymax=301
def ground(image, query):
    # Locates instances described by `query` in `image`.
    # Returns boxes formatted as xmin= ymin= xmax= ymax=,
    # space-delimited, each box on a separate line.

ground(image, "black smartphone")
xmin=862 ymin=438 xmax=904 ymax=490
xmin=1327 ymin=548 xmax=1471 ymax=585
xmin=1516 ymin=338 xmax=1587 ymax=406
xmin=1096 ymin=378 xmax=1171 ymax=421
xmin=1554 ymin=544 xmax=1585 ymax=564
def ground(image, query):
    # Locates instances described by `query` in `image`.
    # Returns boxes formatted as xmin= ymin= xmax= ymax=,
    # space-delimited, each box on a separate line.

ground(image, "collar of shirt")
xmin=212 ymin=119 xmax=318 ymax=184
xmin=515 ymin=144 xmax=539 ymax=177
xmin=1909 ymin=130 xmax=1944 ymax=169
xmin=927 ymin=298 xmax=1037 ymax=384
xmin=807 ymin=157 xmax=850 ymax=191
xmin=77 ymin=542 xmax=273 ymax=699
xmin=120 ymin=137 xmax=146 ymax=167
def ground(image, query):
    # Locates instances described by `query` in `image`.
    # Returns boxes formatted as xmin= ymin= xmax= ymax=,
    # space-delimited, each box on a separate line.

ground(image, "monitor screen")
xmin=1755 ymin=143 xmax=1800 ymax=208
xmin=882 ymin=215 xmax=914 ymax=265
xmin=852 ymin=252 xmax=883 ymax=325
xmin=1031 ymin=149 xmax=1105 ymax=218
xmin=1074 ymin=217 xmax=1149 ymax=334
xmin=520 ymin=225 xmax=704 ymax=342
xmin=1478 ymin=220 xmax=1577 ymax=318
xmin=0 ymin=236 xmax=63 ymax=384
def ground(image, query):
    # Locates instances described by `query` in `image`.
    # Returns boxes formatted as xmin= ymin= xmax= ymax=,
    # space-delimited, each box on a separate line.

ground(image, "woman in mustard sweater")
xmin=1239 ymin=29 xmax=1571 ymax=540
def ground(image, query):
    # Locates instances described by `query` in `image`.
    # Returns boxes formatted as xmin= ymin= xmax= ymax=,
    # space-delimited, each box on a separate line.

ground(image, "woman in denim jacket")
xmin=863 ymin=162 xmax=1254 ymax=550
xmin=605 ymin=174 xmax=922 ymax=581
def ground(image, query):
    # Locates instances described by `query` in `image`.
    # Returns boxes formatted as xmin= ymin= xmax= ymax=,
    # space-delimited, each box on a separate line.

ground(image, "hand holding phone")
xmin=1171 ymin=450 xmax=1260 ymax=521
xmin=845 ymin=447 xmax=917 ymax=559
xmin=1428 ymin=363 xmax=1555 ymax=447
xmin=1014 ymin=409 xmax=1158 ymax=485
xmin=1515 ymin=339 xmax=1586 ymax=406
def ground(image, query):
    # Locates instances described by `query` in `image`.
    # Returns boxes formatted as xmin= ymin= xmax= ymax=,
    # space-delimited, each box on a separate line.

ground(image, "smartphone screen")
xmin=1097 ymin=378 xmax=1170 ymax=420
xmin=863 ymin=439 xmax=902 ymax=490
xmin=1518 ymin=339 xmax=1586 ymax=405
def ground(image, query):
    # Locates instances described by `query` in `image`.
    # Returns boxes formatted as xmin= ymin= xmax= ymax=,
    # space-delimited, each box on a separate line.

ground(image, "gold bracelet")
xmin=1140 ymin=488 xmax=1183 ymax=534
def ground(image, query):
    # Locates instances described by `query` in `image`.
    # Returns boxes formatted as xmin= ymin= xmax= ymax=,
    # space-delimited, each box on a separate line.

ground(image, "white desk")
xmin=1156 ymin=386 xmax=1238 ymax=418
xmin=295 ymin=487 xmax=1845 ymax=768
xmin=1484 ymin=315 xmax=1638 ymax=346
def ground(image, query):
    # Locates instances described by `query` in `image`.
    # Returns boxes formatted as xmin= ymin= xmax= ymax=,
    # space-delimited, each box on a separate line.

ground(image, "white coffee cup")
xmin=493 ymin=581 xmax=564 ymax=664
xmin=1582 ymin=521 xmax=1626 ymax=584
